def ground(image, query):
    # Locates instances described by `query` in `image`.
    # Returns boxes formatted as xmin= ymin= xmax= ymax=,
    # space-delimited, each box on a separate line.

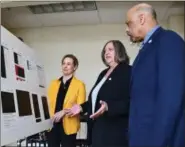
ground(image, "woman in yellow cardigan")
xmin=47 ymin=54 xmax=86 ymax=147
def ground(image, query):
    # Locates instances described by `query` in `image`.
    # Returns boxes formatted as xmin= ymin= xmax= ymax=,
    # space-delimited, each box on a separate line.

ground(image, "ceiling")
xmin=1 ymin=1 xmax=184 ymax=29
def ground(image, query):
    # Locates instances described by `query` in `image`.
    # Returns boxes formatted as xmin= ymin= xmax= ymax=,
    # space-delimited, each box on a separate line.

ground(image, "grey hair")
xmin=136 ymin=6 xmax=157 ymax=20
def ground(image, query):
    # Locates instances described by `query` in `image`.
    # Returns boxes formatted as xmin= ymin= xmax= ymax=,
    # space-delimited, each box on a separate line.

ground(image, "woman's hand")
xmin=52 ymin=110 xmax=67 ymax=123
xmin=65 ymin=104 xmax=82 ymax=117
xmin=90 ymin=100 xmax=108 ymax=119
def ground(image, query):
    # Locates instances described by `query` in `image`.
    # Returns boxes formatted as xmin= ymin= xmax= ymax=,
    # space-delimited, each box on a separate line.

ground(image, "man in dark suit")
xmin=126 ymin=3 xmax=185 ymax=147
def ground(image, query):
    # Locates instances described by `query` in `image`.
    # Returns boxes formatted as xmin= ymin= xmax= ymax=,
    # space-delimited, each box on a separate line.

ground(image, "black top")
xmin=55 ymin=76 xmax=73 ymax=113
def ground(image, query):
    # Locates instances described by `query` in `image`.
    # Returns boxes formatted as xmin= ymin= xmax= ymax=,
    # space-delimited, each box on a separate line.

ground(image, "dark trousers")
xmin=47 ymin=123 xmax=77 ymax=147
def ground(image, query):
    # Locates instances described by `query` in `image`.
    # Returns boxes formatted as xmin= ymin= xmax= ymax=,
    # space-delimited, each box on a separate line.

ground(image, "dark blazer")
xmin=129 ymin=27 xmax=185 ymax=147
xmin=81 ymin=62 xmax=131 ymax=147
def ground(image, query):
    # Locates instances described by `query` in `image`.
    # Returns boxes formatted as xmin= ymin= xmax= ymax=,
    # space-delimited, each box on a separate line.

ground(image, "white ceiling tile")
xmin=98 ymin=9 xmax=128 ymax=24
xmin=96 ymin=1 xmax=136 ymax=24
xmin=96 ymin=1 xmax=138 ymax=8
xmin=6 ymin=15 xmax=43 ymax=29
xmin=36 ymin=11 xmax=100 ymax=26
xmin=1 ymin=1 xmax=61 ymax=8
xmin=2 ymin=6 xmax=32 ymax=15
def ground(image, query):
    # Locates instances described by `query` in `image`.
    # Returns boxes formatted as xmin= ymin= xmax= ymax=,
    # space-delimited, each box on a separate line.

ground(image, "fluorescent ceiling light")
xmin=62 ymin=3 xmax=73 ymax=11
xmin=42 ymin=5 xmax=53 ymax=13
xmin=51 ymin=3 xmax=64 ymax=12
xmin=73 ymin=2 xmax=84 ymax=10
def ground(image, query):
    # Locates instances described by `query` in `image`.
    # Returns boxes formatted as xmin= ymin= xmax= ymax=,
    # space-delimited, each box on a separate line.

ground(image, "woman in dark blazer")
xmin=66 ymin=40 xmax=131 ymax=147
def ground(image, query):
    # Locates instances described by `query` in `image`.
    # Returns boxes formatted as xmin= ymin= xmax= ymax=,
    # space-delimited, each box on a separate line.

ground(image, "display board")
xmin=1 ymin=26 xmax=52 ymax=146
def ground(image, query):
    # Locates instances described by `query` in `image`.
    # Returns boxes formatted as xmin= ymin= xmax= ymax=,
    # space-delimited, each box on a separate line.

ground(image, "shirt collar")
xmin=143 ymin=25 xmax=160 ymax=44
xmin=59 ymin=76 xmax=73 ymax=83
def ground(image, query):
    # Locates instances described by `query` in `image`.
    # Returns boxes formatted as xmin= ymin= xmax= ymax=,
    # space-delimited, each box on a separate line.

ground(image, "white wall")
xmin=168 ymin=15 xmax=184 ymax=39
xmin=9 ymin=17 xmax=183 ymax=95
xmin=10 ymin=24 xmax=139 ymax=94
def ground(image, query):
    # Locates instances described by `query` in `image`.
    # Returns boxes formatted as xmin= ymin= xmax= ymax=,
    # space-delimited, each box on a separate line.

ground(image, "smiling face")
xmin=101 ymin=40 xmax=130 ymax=67
xmin=104 ymin=42 xmax=116 ymax=66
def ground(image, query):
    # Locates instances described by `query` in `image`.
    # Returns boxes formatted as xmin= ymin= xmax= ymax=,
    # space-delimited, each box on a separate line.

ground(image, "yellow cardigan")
xmin=48 ymin=77 xmax=86 ymax=135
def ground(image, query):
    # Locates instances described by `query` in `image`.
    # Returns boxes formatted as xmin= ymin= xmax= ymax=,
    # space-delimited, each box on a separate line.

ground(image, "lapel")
xmin=104 ymin=63 xmax=122 ymax=84
xmin=89 ymin=63 xmax=122 ymax=102
xmin=50 ymin=80 xmax=61 ymax=112
xmin=97 ymin=63 xmax=122 ymax=86
xmin=89 ymin=68 xmax=109 ymax=96
xmin=94 ymin=63 xmax=123 ymax=95
xmin=130 ymin=27 xmax=164 ymax=84
xmin=63 ymin=77 xmax=77 ymax=105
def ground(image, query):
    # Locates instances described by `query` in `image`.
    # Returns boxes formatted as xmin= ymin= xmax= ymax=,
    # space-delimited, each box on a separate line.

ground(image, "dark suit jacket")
xmin=129 ymin=27 xmax=185 ymax=147
xmin=82 ymin=62 xmax=131 ymax=146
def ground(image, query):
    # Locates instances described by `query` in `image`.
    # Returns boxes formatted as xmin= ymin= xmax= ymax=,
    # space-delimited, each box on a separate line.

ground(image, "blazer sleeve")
xmin=81 ymin=101 xmax=89 ymax=114
xmin=105 ymin=65 xmax=131 ymax=117
xmin=81 ymin=69 xmax=107 ymax=113
xmin=77 ymin=82 xmax=86 ymax=105
xmin=148 ymin=31 xmax=185 ymax=146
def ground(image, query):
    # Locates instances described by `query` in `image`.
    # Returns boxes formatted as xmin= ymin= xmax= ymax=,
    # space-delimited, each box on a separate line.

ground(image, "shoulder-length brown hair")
xmin=101 ymin=40 xmax=130 ymax=66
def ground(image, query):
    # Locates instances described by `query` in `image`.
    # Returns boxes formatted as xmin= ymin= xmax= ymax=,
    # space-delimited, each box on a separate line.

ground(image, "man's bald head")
xmin=133 ymin=3 xmax=157 ymax=20
xmin=127 ymin=3 xmax=157 ymax=22
xmin=126 ymin=3 xmax=158 ymax=43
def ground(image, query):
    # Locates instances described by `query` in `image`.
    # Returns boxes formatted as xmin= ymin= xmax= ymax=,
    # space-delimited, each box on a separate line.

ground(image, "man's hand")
xmin=90 ymin=100 xmax=108 ymax=119
xmin=65 ymin=104 xmax=82 ymax=117
xmin=52 ymin=110 xmax=66 ymax=123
